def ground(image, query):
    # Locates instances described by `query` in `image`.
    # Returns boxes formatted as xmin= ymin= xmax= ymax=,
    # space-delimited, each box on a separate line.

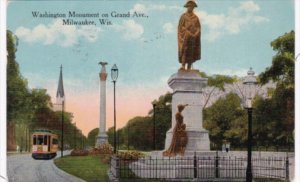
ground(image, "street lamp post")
xmin=111 ymin=64 xmax=118 ymax=154
xmin=127 ymin=122 xmax=130 ymax=150
xmin=243 ymin=68 xmax=257 ymax=182
xmin=152 ymin=102 xmax=157 ymax=150
xmin=74 ymin=122 xmax=76 ymax=149
xmin=152 ymin=102 xmax=170 ymax=151
xmin=61 ymin=100 xmax=65 ymax=158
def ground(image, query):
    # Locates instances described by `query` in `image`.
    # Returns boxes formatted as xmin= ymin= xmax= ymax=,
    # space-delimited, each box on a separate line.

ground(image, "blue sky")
xmin=7 ymin=0 xmax=295 ymax=134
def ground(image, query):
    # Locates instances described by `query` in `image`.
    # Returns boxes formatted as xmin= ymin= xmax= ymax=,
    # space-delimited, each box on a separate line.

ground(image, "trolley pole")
xmin=74 ymin=122 xmax=76 ymax=149
xmin=61 ymin=101 xmax=64 ymax=158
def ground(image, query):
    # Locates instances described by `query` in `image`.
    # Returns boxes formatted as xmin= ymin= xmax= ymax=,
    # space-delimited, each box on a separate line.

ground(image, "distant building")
xmin=53 ymin=65 xmax=65 ymax=111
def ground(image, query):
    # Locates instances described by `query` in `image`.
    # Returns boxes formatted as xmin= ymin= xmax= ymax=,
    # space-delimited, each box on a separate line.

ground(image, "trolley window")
xmin=44 ymin=135 xmax=48 ymax=145
xmin=52 ymin=138 xmax=58 ymax=145
xmin=33 ymin=135 xmax=37 ymax=145
xmin=37 ymin=135 xmax=43 ymax=145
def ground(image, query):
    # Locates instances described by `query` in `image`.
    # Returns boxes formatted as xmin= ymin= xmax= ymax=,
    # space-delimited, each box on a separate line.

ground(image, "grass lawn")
xmin=54 ymin=155 xmax=109 ymax=182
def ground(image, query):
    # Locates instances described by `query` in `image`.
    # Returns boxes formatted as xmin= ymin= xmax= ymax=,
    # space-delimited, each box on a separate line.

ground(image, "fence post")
xmin=215 ymin=151 xmax=219 ymax=178
xmin=194 ymin=152 xmax=197 ymax=179
xmin=286 ymin=155 xmax=289 ymax=182
xmin=116 ymin=156 xmax=120 ymax=179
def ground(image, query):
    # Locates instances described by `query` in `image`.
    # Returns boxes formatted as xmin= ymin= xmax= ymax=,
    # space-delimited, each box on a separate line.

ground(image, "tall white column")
xmin=96 ymin=62 xmax=108 ymax=146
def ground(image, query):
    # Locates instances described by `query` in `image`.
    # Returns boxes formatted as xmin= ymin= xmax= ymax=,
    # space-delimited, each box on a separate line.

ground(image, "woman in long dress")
xmin=163 ymin=104 xmax=188 ymax=157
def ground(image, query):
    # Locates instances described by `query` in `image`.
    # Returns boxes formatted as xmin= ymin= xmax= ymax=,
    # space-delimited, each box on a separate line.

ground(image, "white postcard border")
xmin=0 ymin=0 xmax=7 ymax=181
xmin=294 ymin=1 xmax=299 ymax=182
xmin=0 ymin=1 xmax=299 ymax=182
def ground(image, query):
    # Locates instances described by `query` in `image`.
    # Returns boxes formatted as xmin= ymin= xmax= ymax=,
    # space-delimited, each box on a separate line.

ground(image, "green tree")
xmin=259 ymin=31 xmax=294 ymax=87
xmin=203 ymin=93 xmax=246 ymax=149
xmin=107 ymin=127 xmax=114 ymax=147
xmin=202 ymin=73 xmax=237 ymax=108
xmin=7 ymin=30 xmax=30 ymax=123
xmin=7 ymin=30 xmax=83 ymax=151
xmin=87 ymin=128 xmax=99 ymax=147
xmin=106 ymin=92 xmax=172 ymax=151
xmin=257 ymin=31 xmax=294 ymax=150
xmin=149 ymin=92 xmax=172 ymax=150
xmin=127 ymin=116 xmax=153 ymax=150
xmin=7 ymin=30 xmax=32 ymax=151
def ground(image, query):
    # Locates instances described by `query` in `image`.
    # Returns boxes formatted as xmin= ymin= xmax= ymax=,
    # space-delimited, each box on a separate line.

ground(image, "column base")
xmin=95 ymin=134 xmax=108 ymax=147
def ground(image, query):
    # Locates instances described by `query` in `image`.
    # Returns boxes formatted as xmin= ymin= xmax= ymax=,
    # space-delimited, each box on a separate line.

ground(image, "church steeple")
xmin=56 ymin=65 xmax=65 ymax=99
xmin=54 ymin=65 xmax=65 ymax=111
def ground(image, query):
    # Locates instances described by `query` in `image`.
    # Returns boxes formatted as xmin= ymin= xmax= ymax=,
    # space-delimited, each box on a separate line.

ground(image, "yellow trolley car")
xmin=32 ymin=129 xmax=59 ymax=159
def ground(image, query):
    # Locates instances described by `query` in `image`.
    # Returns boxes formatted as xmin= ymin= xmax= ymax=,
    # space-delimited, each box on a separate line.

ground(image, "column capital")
xmin=100 ymin=72 xmax=107 ymax=81
xmin=99 ymin=61 xmax=108 ymax=81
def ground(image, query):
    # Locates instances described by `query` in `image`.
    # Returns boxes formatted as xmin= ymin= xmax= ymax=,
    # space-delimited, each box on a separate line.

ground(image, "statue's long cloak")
xmin=178 ymin=12 xmax=201 ymax=64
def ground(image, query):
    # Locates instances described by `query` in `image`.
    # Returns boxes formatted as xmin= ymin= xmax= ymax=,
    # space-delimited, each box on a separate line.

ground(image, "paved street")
xmin=7 ymin=151 xmax=84 ymax=182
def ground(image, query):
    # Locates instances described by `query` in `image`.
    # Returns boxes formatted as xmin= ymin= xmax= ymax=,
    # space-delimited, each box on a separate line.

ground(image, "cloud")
xmin=130 ymin=3 xmax=182 ymax=14
xmin=130 ymin=1 xmax=268 ymax=42
xmin=131 ymin=3 xmax=147 ymax=13
xmin=149 ymin=4 xmax=167 ymax=11
xmin=15 ymin=19 xmax=102 ymax=47
xmin=212 ymin=68 xmax=249 ymax=77
xmin=195 ymin=1 xmax=269 ymax=42
xmin=163 ymin=22 xmax=175 ymax=34
xmin=113 ymin=20 xmax=144 ymax=40
xmin=239 ymin=1 xmax=260 ymax=12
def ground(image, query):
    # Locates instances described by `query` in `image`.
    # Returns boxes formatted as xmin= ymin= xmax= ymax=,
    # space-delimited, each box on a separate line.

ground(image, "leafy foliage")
xmin=106 ymin=93 xmax=172 ymax=151
xmin=207 ymin=75 xmax=237 ymax=91
xmin=89 ymin=143 xmax=113 ymax=155
xmin=259 ymin=31 xmax=294 ymax=87
xmin=7 ymin=31 xmax=30 ymax=123
xmin=255 ymin=31 xmax=294 ymax=150
xmin=203 ymin=93 xmax=247 ymax=149
xmin=87 ymin=128 xmax=99 ymax=147
xmin=70 ymin=149 xmax=89 ymax=156
xmin=116 ymin=150 xmax=146 ymax=159
xmin=7 ymin=30 xmax=85 ymax=151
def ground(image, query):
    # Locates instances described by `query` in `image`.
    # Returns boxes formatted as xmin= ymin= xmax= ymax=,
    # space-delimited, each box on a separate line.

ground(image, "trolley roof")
xmin=32 ymin=129 xmax=55 ymax=134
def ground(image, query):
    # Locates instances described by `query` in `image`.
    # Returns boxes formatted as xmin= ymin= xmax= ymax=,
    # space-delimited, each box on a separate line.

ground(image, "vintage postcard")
xmin=2 ymin=0 xmax=297 ymax=181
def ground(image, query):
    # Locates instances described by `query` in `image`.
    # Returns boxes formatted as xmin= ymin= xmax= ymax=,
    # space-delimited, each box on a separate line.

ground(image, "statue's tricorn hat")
xmin=184 ymin=0 xmax=198 ymax=8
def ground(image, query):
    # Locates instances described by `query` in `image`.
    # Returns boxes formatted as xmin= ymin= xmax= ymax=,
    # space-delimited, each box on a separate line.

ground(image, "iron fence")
xmin=110 ymin=153 xmax=290 ymax=181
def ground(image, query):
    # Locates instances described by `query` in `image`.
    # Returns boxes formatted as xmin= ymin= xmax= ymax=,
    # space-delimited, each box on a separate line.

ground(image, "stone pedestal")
xmin=164 ymin=70 xmax=210 ymax=152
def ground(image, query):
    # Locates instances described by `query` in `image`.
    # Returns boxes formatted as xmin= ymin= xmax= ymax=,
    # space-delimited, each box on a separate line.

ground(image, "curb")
xmin=51 ymin=155 xmax=86 ymax=182
xmin=107 ymin=170 xmax=118 ymax=182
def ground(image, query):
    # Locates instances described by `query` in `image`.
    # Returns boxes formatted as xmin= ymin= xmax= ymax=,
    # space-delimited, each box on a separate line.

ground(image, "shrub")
xmin=89 ymin=143 xmax=113 ymax=156
xmin=116 ymin=150 xmax=146 ymax=159
xmin=70 ymin=149 xmax=89 ymax=156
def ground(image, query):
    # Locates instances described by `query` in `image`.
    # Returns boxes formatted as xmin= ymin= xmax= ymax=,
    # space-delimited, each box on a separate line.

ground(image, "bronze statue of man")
xmin=178 ymin=0 xmax=201 ymax=70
